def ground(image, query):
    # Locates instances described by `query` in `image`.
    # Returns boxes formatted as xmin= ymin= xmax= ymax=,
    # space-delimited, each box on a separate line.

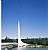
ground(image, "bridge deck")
xmin=1 ymin=43 xmax=18 ymax=48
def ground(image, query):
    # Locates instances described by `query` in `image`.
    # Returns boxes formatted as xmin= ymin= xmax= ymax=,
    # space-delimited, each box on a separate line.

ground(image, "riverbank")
xmin=26 ymin=44 xmax=48 ymax=48
xmin=1 ymin=44 xmax=48 ymax=48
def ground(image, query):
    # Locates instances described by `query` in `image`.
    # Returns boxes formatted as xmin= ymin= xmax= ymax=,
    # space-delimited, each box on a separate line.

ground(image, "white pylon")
xmin=18 ymin=20 xmax=27 ymax=48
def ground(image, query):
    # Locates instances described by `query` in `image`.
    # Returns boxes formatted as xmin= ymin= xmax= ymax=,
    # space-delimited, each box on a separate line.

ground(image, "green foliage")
xmin=1 ymin=37 xmax=48 ymax=46
xmin=22 ymin=38 xmax=48 ymax=46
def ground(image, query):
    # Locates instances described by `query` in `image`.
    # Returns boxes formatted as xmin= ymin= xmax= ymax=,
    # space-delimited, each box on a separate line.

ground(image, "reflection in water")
xmin=1 ymin=48 xmax=48 ymax=50
xmin=8 ymin=48 xmax=25 ymax=50
xmin=17 ymin=47 xmax=27 ymax=50
xmin=15 ymin=48 xmax=48 ymax=50
xmin=5 ymin=48 xmax=8 ymax=50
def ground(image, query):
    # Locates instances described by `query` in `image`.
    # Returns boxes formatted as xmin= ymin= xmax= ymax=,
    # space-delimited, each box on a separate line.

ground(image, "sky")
xmin=1 ymin=0 xmax=48 ymax=39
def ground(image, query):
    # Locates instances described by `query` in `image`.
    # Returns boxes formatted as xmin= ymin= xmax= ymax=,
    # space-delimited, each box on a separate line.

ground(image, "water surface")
xmin=1 ymin=48 xmax=48 ymax=50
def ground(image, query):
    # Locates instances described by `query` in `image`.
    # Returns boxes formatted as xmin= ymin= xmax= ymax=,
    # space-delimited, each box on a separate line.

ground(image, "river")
xmin=1 ymin=48 xmax=48 ymax=50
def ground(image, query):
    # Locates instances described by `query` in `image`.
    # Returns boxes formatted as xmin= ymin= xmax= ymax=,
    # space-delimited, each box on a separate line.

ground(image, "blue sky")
xmin=1 ymin=0 xmax=48 ymax=39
